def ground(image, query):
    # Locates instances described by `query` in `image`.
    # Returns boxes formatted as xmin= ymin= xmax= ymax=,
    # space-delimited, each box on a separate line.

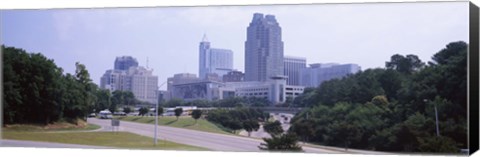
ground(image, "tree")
xmin=139 ymin=107 xmax=149 ymax=116
xmin=191 ymin=109 xmax=202 ymax=124
xmin=243 ymin=120 xmax=260 ymax=137
xmin=123 ymin=107 xmax=132 ymax=114
xmin=226 ymin=120 xmax=243 ymax=134
xmin=174 ymin=108 xmax=183 ymax=120
xmin=157 ymin=106 xmax=164 ymax=116
xmin=263 ymin=120 xmax=284 ymax=136
xmin=386 ymin=54 xmax=425 ymax=74
xmin=418 ymin=136 xmax=459 ymax=153
xmin=258 ymin=133 xmax=303 ymax=152
xmin=290 ymin=119 xmax=315 ymax=144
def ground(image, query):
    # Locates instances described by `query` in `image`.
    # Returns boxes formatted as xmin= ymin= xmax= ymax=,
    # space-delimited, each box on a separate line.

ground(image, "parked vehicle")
xmin=99 ymin=110 xmax=113 ymax=119
xmin=88 ymin=113 xmax=96 ymax=117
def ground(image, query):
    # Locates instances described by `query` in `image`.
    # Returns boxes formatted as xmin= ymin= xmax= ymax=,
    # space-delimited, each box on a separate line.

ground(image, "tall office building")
xmin=300 ymin=63 xmax=361 ymax=88
xmin=199 ymin=34 xmax=234 ymax=79
xmin=114 ymin=56 xmax=139 ymax=70
xmin=245 ymin=13 xmax=284 ymax=82
xmin=101 ymin=56 xmax=158 ymax=104
xmin=127 ymin=66 xmax=158 ymax=104
xmin=284 ymin=56 xmax=306 ymax=85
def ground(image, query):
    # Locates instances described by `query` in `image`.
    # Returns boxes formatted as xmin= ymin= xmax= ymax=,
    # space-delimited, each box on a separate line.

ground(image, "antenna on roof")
xmin=202 ymin=33 xmax=208 ymax=42
xmin=146 ymin=57 xmax=149 ymax=68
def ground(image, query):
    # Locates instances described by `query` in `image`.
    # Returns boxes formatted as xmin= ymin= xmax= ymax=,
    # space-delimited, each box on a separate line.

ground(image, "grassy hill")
xmin=3 ymin=131 xmax=207 ymax=150
xmin=117 ymin=116 xmax=233 ymax=135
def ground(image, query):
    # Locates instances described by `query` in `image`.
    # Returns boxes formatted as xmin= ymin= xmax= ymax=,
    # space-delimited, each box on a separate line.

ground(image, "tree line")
xmin=2 ymin=46 xmax=140 ymax=125
xmin=289 ymin=41 xmax=468 ymax=153
xmin=160 ymin=96 xmax=270 ymax=108
xmin=206 ymin=107 xmax=267 ymax=135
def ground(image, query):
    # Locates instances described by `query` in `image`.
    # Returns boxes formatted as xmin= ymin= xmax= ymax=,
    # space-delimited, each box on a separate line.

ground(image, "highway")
xmin=87 ymin=118 xmax=344 ymax=153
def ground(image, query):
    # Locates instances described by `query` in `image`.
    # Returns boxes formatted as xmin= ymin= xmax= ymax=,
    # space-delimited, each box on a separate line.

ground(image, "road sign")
xmin=111 ymin=119 xmax=120 ymax=126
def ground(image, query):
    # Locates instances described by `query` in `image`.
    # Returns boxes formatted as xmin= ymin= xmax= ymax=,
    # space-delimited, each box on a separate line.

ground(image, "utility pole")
xmin=434 ymin=104 xmax=440 ymax=137
xmin=424 ymin=99 xmax=440 ymax=137
xmin=154 ymin=98 xmax=158 ymax=145
xmin=154 ymin=80 xmax=169 ymax=145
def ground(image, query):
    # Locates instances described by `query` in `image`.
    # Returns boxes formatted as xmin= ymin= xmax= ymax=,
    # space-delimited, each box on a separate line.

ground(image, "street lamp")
xmin=154 ymin=81 xmax=170 ymax=145
xmin=424 ymin=99 xmax=440 ymax=137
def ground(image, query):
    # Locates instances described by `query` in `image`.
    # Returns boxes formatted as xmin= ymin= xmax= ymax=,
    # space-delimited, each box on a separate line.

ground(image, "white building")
xmin=300 ymin=63 xmax=361 ymax=88
xmin=100 ymin=56 xmax=159 ymax=104
xmin=127 ymin=66 xmax=158 ymax=104
xmin=226 ymin=76 xmax=304 ymax=105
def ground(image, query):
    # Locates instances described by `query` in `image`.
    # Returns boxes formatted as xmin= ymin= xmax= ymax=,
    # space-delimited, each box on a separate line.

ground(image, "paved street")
xmin=87 ymin=118 xmax=344 ymax=153
xmin=239 ymin=113 xmax=293 ymax=139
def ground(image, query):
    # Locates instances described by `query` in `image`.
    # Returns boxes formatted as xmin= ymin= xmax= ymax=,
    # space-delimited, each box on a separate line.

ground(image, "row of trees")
xmin=161 ymin=96 xmax=270 ymax=108
xmin=206 ymin=108 xmax=266 ymax=135
xmin=3 ymin=46 xmax=96 ymax=125
xmin=289 ymin=41 xmax=468 ymax=153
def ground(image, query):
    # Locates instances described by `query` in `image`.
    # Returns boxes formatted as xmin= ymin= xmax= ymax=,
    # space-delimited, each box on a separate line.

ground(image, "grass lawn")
xmin=116 ymin=116 xmax=234 ymax=135
xmin=2 ymin=123 xmax=100 ymax=132
xmin=2 ymin=131 xmax=208 ymax=151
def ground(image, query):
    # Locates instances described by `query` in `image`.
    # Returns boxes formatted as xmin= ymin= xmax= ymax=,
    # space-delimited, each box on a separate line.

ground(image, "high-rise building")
xmin=284 ymin=56 xmax=306 ymax=85
xmin=300 ymin=63 xmax=361 ymax=88
xmin=245 ymin=13 xmax=284 ymax=82
xmin=199 ymin=34 xmax=234 ymax=79
xmin=127 ymin=66 xmax=158 ymax=104
xmin=114 ymin=56 xmax=139 ymax=70
xmin=101 ymin=56 xmax=158 ymax=104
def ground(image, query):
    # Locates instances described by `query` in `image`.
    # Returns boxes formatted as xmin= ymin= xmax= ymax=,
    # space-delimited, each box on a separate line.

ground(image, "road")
xmin=239 ymin=113 xmax=293 ymax=138
xmin=0 ymin=139 xmax=110 ymax=149
xmin=87 ymin=118 xmax=344 ymax=153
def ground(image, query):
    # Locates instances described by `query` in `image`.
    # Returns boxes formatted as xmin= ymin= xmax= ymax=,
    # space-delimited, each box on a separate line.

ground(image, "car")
xmin=99 ymin=110 xmax=113 ymax=119
xmin=88 ymin=113 xmax=96 ymax=117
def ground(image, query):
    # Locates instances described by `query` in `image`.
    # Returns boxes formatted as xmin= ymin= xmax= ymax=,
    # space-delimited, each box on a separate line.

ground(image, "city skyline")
xmin=1 ymin=2 xmax=469 ymax=90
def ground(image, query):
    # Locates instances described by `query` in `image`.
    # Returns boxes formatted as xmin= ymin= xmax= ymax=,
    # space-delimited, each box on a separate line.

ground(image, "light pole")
xmin=154 ymin=81 xmax=170 ymax=145
xmin=424 ymin=99 xmax=440 ymax=137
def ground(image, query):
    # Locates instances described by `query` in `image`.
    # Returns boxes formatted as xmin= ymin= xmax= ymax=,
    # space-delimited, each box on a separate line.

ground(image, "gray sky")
xmin=1 ymin=2 xmax=469 ymax=90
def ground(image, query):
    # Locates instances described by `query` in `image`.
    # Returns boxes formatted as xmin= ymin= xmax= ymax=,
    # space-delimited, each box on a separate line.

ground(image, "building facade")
xmin=225 ymin=76 xmax=304 ymax=105
xmin=284 ymin=56 xmax=306 ymax=86
xmin=114 ymin=56 xmax=139 ymax=71
xmin=245 ymin=13 xmax=284 ymax=82
xmin=223 ymin=70 xmax=244 ymax=82
xmin=300 ymin=63 xmax=361 ymax=88
xmin=199 ymin=34 xmax=234 ymax=79
xmin=101 ymin=56 xmax=158 ymax=104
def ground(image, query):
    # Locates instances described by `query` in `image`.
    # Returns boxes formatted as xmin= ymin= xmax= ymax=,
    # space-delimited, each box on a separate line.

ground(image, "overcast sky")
xmin=1 ymin=2 xmax=469 ymax=90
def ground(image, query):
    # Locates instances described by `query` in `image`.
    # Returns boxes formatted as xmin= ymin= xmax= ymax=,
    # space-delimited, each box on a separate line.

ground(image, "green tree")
xmin=290 ymin=119 xmax=315 ymax=143
xmin=191 ymin=109 xmax=202 ymax=124
xmin=263 ymin=120 xmax=284 ymax=136
xmin=139 ymin=107 xmax=149 ymax=116
xmin=226 ymin=120 xmax=243 ymax=134
xmin=123 ymin=107 xmax=132 ymax=114
xmin=174 ymin=108 xmax=183 ymax=120
xmin=242 ymin=120 xmax=260 ymax=137
xmin=386 ymin=54 xmax=425 ymax=74
xmin=258 ymin=133 xmax=303 ymax=152
xmin=157 ymin=106 xmax=164 ymax=116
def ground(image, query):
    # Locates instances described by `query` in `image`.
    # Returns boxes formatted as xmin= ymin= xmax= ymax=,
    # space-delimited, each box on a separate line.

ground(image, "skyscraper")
xmin=245 ymin=13 xmax=284 ymax=82
xmin=114 ymin=56 xmax=139 ymax=71
xmin=199 ymin=34 xmax=234 ymax=79
xmin=284 ymin=56 xmax=306 ymax=85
